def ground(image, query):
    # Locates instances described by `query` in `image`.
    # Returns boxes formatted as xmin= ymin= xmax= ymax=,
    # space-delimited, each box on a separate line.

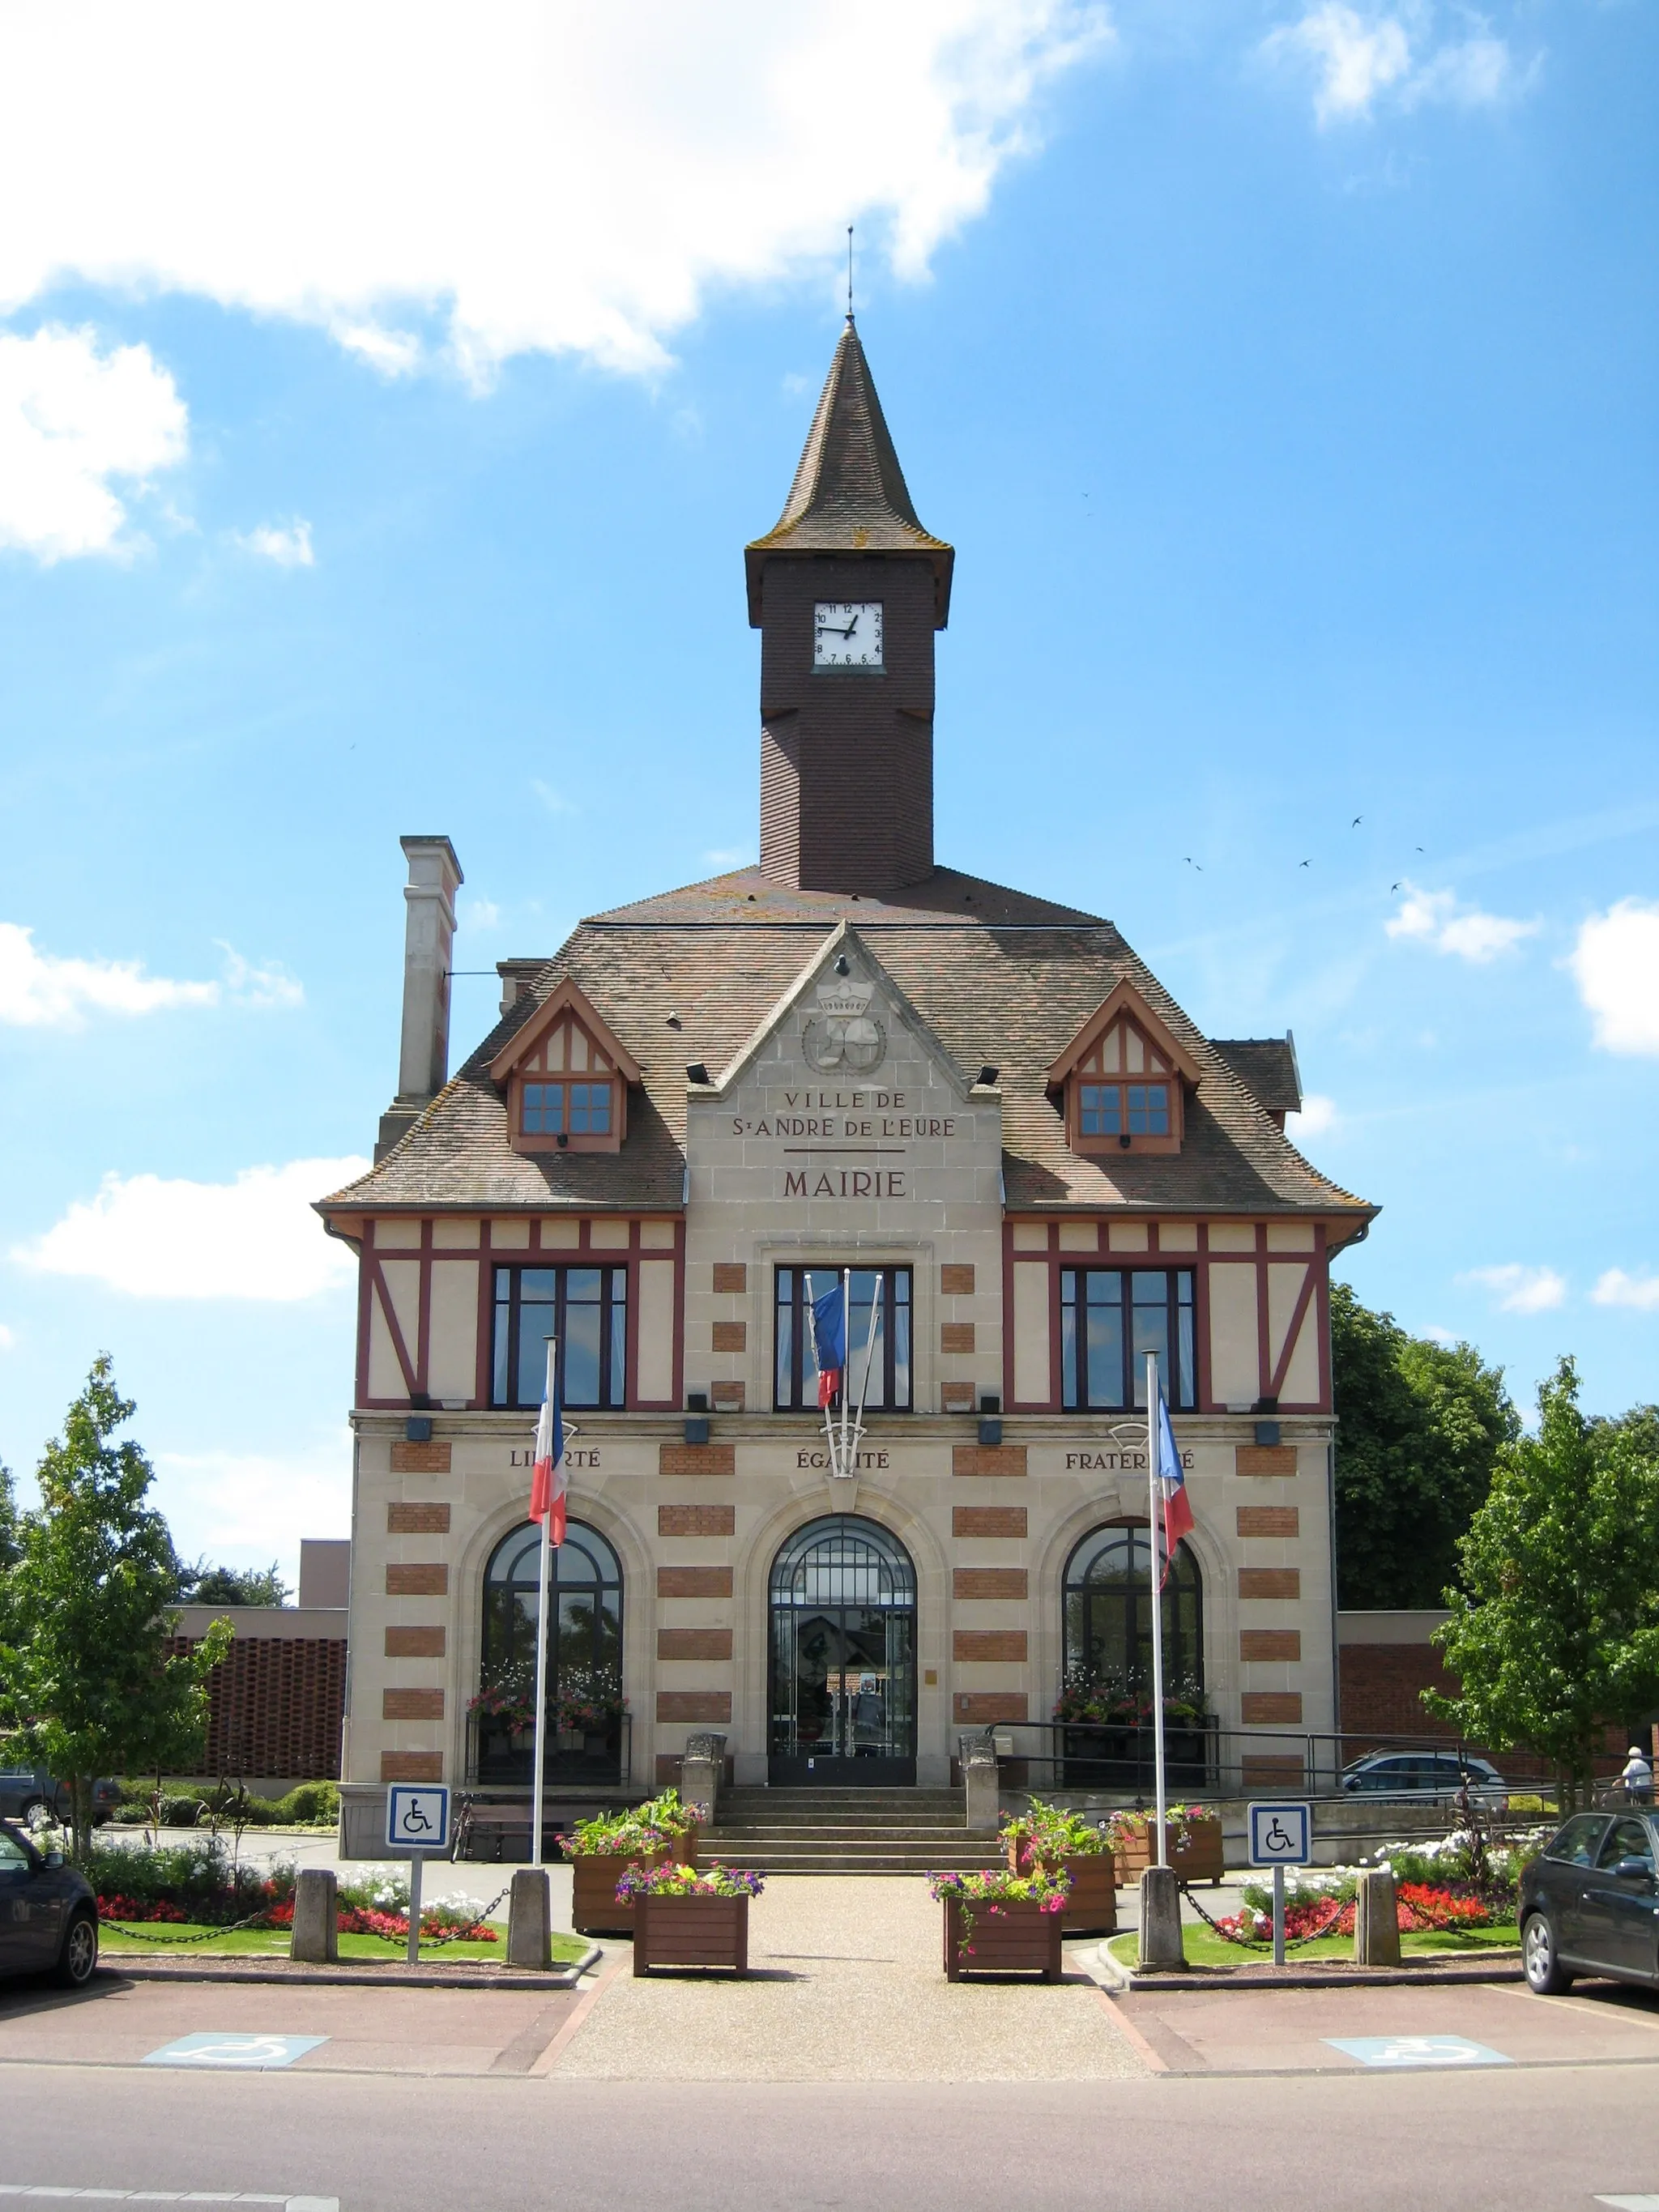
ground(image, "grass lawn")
xmin=97 ymin=1920 xmax=590 ymax=1965
xmin=1107 ymin=1923 xmax=1520 ymax=1971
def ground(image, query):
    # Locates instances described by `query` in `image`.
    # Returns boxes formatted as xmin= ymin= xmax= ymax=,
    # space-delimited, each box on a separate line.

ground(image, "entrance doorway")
xmin=769 ymin=1515 xmax=917 ymax=1786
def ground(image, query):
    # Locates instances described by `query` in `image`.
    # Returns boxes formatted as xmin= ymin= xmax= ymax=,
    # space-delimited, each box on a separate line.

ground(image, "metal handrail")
xmin=463 ymin=1707 xmax=631 ymax=1789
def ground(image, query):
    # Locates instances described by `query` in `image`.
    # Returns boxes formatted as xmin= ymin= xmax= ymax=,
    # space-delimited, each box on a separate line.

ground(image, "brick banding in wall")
xmin=659 ymin=1504 xmax=736 ymax=1536
xmin=712 ymin=1320 xmax=747 ymax=1351
xmin=658 ymin=1566 xmax=734 ymax=1597
xmin=1236 ymin=1445 xmax=1297 ymax=1477
xmin=386 ymin=1626 xmax=447 ymax=1658
xmin=940 ymin=1264 xmax=975 ymax=1296
xmin=953 ymin=1506 xmax=1028 ymax=1537
xmin=1241 ymin=1691 xmax=1304 ymax=1725
xmin=383 ymin=1687 xmax=445 ymax=1720
xmin=389 ymin=1502 xmax=450 ymax=1533
xmin=1239 ymin=1567 xmax=1301 ymax=1601
xmin=941 ymin=1383 xmax=975 ymax=1410
xmin=658 ymin=1627 xmax=734 ymax=1661
xmin=940 ymin=1322 xmax=975 ymax=1354
xmin=712 ymin=1262 xmax=748 ymax=1294
xmin=711 ymin=1382 xmax=745 ymax=1409
xmin=953 ymin=1630 xmax=1028 ymax=1663
xmin=1241 ymin=1757 xmax=1304 ymax=1788
xmin=953 ymin=1445 xmax=1027 ymax=1478
xmin=953 ymin=1568 xmax=1029 ymax=1600
xmin=381 ymin=1753 xmax=442 ymax=1784
xmin=390 ymin=1441 xmax=452 ymax=1474
xmin=1236 ymin=1506 xmax=1299 ymax=1538
xmin=166 ymin=1634 xmax=344 ymax=1780
xmin=386 ymin=1563 xmax=449 ymax=1596
xmin=659 ymin=1444 xmax=736 ymax=1477
xmin=1239 ymin=1630 xmax=1301 ymax=1664
xmin=656 ymin=1691 xmax=732 ymax=1724
xmin=953 ymin=1693 xmax=1027 ymax=1724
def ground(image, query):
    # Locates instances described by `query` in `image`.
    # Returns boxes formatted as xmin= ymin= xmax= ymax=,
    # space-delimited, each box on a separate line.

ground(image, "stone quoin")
xmin=316 ymin=318 xmax=1375 ymax=1848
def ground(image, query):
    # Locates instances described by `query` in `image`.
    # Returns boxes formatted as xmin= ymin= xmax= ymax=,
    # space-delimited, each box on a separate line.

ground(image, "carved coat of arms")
xmin=801 ymin=972 xmax=886 ymax=1074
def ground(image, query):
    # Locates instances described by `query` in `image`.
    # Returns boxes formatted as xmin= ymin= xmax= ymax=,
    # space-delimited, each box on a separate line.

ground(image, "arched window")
xmin=1060 ymin=1522 xmax=1204 ymax=1715
xmin=768 ymin=1515 xmax=917 ymax=1785
xmin=473 ymin=1519 xmax=624 ymax=1782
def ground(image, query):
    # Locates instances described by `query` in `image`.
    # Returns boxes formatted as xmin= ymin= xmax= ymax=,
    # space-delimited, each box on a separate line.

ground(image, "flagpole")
xmin=839 ymin=1267 xmax=851 ymax=1478
xmin=1146 ymin=1349 xmax=1168 ymax=1865
xmin=530 ymin=1336 xmax=556 ymax=1870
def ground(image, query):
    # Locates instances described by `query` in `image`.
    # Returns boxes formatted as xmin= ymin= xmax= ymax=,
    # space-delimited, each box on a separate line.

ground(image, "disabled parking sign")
xmin=386 ymin=1782 xmax=450 ymax=1853
xmin=1247 ymin=1801 xmax=1312 ymax=1867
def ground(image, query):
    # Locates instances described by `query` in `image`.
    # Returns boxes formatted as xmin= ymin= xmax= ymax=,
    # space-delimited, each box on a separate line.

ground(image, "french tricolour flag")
xmin=1155 ymin=1390 xmax=1194 ymax=1588
xmin=530 ymin=1361 xmax=566 ymax=1548
xmin=810 ymin=1280 xmax=847 ymax=1409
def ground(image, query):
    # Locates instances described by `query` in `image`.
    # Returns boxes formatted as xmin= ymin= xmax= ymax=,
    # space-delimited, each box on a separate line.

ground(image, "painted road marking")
xmin=0 ymin=2193 xmax=337 ymax=2208
xmin=1595 ymin=2197 xmax=1659 ymax=2208
xmin=1324 ymin=2035 xmax=1512 ymax=2069
xmin=139 ymin=2034 xmax=328 ymax=2071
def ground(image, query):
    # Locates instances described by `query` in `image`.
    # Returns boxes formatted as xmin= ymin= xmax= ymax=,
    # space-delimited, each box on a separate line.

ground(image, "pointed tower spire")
xmin=745 ymin=321 xmax=953 ymax=627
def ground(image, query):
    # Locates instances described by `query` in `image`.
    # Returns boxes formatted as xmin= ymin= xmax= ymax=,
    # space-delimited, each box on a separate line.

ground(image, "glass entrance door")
xmin=770 ymin=1516 xmax=917 ymax=1785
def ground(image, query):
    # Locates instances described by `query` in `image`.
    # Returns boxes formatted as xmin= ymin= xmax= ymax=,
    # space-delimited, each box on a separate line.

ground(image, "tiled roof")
xmin=322 ymin=865 xmax=1374 ymax=1234
xmin=744 ymin=319 xmax=953 ymax=624
xmin=1212 ymin=1038 xmax=1303 ymax=1119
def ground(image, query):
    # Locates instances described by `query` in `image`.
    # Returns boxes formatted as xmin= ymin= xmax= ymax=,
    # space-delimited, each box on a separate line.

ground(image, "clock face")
xmin=813 ymin=601 xmax=883 ymax=671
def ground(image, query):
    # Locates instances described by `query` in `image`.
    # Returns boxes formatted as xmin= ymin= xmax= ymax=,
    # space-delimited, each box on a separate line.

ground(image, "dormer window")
xmin=1047 ymin=980 xmax=1201 ymax=1161
xmin=489 ymin=976 xmax=642 ymax=1159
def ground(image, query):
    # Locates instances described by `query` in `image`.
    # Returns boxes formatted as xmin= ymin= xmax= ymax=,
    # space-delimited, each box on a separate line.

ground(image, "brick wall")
xmin=168 ymin=1634 xmax=346 ymax=1781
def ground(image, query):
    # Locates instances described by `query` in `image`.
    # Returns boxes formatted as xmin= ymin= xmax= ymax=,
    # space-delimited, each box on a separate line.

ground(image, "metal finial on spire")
xmin=847 ymin=224 xmax=854 ymax=321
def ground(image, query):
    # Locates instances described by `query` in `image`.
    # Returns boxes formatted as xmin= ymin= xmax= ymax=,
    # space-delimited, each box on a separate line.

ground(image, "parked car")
xmin=1340 ymin=1750 xmax=1509 ymax=1809
xmin=1520 ymin=1811 xmax=1659 ymax=1995
xmin=0 ymin=1769 xmax=122 ymax=1826
xmin=0 ymin=1818 xmax=100 ymax=1986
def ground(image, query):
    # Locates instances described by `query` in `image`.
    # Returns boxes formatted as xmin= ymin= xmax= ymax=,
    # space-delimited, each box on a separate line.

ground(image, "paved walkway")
xmin=551 ymin=1875 xmax=1142 ymax=2081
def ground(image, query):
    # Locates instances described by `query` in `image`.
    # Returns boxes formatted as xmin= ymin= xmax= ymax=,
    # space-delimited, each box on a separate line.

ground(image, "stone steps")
xmin=693 ymin=1784 xmax=1005 ymax=1873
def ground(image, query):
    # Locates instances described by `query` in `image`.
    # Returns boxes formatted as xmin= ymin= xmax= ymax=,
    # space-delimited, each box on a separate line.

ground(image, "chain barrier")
xmin=100 ymin=1883 xmax=513 ymax=1950
xmin=96 ymin=1907 xmax=276 ymax=1945
xmin=1179 ymin=1880 xmax=1349 ymax=1951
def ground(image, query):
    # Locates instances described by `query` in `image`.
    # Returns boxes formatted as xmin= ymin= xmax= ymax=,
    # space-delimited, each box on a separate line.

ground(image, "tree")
xmin=1427 ymin=1359 xmax=1659 ymax=1809
xmin=0 ymin=1357 xmax=230 ymax=1857
xmin=0 ymin=1459 xmax=19 ymax=1574
xmin=177 ymin=1558 xmax=291 ymax=1607
xmin=1332 ymin=1281 xmax=1518 ymax=1609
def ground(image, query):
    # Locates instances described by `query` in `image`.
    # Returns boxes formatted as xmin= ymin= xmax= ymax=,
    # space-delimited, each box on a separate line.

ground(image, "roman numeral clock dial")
xmin=813 ymin=601 xmax=883 ymax=670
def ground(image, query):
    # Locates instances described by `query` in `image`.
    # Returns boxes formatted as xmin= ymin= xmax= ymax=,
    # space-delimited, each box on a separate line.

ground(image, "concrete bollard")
xmin=1138 ymin=1865 xmax=1186 ymax=1971
xmin=680 ymin=1731 xmax=727 ymax=1829
xmin=959 ymin=1736 xmax=1000 ymax=1833
xmin=290 ymin=1868 xmax=339 ymax=1963
xmin=1354 ymin=1866 xmax=1401 ymax=1967
xmin=507 ymin=1867 xmax=552 ymax=1970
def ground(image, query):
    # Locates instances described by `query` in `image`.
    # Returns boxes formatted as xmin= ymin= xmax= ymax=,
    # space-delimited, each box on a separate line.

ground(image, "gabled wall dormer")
xmin=1047 ymin=980 xmax=1202 ymax=1158
xmin=488 ymin=977 xmax=642 ymax=1156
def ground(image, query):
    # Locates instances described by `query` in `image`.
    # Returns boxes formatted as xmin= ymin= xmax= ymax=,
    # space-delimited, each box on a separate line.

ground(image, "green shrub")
xmin=112 ymin=1802 xmax=151 ymax=1824
xmin=275 ymin=1782 xmax=339 ymax=1824
xmin=158 ymin=1794 xmax=204 ymax=1826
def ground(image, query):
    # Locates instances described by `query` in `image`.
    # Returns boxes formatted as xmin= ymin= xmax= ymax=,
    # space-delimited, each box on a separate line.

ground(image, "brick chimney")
xmin=375 ymin=834 xmax=463 ymax=1162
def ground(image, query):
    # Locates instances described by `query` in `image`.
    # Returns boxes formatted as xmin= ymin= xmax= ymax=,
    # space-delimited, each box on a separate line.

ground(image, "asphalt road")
xmin=6 ymin=2064 xmax=1659 ymax=2210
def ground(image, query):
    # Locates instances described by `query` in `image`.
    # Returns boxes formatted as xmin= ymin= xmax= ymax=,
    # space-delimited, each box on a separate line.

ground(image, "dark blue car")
xmin=0 ymin=1818 xmax=100 ymax=1986
xmin=1520 ymin=1810 xmax=1659 ymax=1995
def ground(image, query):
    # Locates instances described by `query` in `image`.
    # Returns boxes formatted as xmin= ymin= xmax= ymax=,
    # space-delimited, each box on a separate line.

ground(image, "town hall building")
xmin=319 ymin=320 xmax=1376 ymax=1854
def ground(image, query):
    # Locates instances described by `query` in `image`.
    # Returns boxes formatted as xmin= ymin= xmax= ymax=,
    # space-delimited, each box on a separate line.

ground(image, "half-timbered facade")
xmin=319 ymin=320 xmax=1375 ymax=1850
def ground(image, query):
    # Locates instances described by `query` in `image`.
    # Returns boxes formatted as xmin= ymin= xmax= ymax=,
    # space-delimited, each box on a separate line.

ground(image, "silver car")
xmin=1341 ymin=1750 xmax=1509 ymax=1809
xmin=0 ymin=1768 xmax=122 ymax=1826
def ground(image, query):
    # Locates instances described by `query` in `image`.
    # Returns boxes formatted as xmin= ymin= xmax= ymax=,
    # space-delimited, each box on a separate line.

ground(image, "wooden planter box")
xmin=942 ymin=1895 xmax=1064 ymax=1982
xmin=569 ymin=1827 xmax=697 ymax=1934
xmin=1111 ymin=1820 xmax=1223 ymax=1886
xmin=633 ymin=1893 xmax=749 ymax=1976
xmin=1004 ymin=1843 xmax=1117 ymax=1934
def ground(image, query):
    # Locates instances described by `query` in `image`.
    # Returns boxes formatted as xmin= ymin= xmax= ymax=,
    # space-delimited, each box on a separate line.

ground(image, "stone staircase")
xmin=693 ymin=1787 xmax=1007 ymax=1875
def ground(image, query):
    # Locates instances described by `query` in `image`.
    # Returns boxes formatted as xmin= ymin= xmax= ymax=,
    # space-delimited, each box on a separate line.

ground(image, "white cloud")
xmin=0 ymin=1323 xmax=15 ymax=1351
xmin=156 ymin=1434 xmax=351 ymax=1576
xmin=1459 ymin=1263 xmax=1567 ymax=1315
xmin=0 ymin=921 xmax=219 ymax=1026
xmin=703 ymin=848 xmax=755 ymax=872
xmin=532 ymin=781 xmax=576 ymax=816
xmin=0 ymin=925 xmax=303 ymax=1026
xmin=0 ymin=324 xmax=187 ymax=562
xmin=1422 ymin=1323 xmax=1458 ymax=1345
xmin=0 ymin=4 xmax=1111 ymax=383
xmin=1385 ymin=881 xmax=1538 ymax=964
xmin=1593 ymin=1269 xmax=1659 ymax=1313
xmin=235 ymin=518 xmax=314 ymax=568
xmin=463 ymin=898 xmax=501 ymax=931
xmin=12 ymin=1156 xmax=366 ymax=1301
xmin=1262 ymin=5 xmax=1521 ymax=126
xmin=1569 ymin=899 xmax=1659 ymax=1055
xmin=1286 ymin=1092 xmax=1339 ymax=1138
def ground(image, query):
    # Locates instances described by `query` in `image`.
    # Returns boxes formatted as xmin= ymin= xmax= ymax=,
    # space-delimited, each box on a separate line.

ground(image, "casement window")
xmin=1078 ymin=1081 xmax=1171 ymax=1139
xmin=1060 ymin=1268 xmax=1196 ymax=1410
xmin=491 ymin=1265 xmax=628 ymax=1410
xmin=521 ymin=1080 xmax=612 ymax=1138
xmin=1047 ymin=983 xmax=1198 ymax=1158
xmin=774 ymin=1266 xmax=912 ymax=1412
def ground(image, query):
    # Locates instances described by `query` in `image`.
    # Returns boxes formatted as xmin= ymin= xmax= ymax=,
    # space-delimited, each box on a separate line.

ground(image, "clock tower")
xmin=745 ymin=319 xmax=953 ymax=894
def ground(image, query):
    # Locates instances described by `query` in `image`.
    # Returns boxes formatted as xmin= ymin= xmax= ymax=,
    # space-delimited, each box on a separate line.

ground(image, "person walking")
xmin=1621 ymin=1744 xmax=1653 ymax=1805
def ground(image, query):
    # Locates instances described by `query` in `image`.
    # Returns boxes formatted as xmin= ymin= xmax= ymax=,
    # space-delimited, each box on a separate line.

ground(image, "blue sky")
xmin=1 ymin=2 xmax=1653 ymax=1582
